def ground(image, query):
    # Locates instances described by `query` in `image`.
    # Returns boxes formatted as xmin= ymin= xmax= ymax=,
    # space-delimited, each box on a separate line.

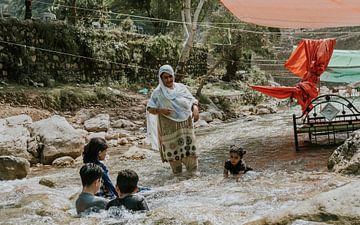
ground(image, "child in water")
xmin=83 ymin=137 xmax=118 ymax=199
xmin=223 ymin=145 xmax=252 ymax=181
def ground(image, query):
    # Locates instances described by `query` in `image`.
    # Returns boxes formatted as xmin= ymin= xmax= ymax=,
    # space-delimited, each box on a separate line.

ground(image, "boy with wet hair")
xmin=76 ymin=163 xmax=109 ymax=214
xmin=106 ymin=169 xmax=149 ymax=211
xmin=224 ymin=145 xmax=253 ymax=181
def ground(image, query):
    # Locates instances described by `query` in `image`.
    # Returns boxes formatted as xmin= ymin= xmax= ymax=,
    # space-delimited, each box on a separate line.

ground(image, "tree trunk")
xmin=24 ymin=0 xmax=32 ymax=20
xmin=69 ymin=0 xmax=77 ymax=25
xmin=176 ymin=0 xmax=205 ymax=82
xmin=196 ymin=58 xmax=223 ymax=97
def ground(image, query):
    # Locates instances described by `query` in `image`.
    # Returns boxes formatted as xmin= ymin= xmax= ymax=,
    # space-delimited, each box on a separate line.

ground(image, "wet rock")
xmin=328 ymin=130 xmax=360 ymax=175
xmin=30 ymin=115 xmax=85 ymax=164
xmin=194 ymin=119 xmax=209 ymax=128
xmin=199 ymin=112 xmax=213 ymax=123
xmin=84 ymin=114 xmax=110 ymax=132
xmin=52 ymin=156 xmax=75 ymax=167
xmin=244 ymin=115 xmax=261 ymax=122
xmin=39 ymin=178 xmax=56 ymax=188
xmin=245 ymin=180 xmax=360 ymax=225
xmin=122 ymin=146 xmax=152 ymax=160
xmin=210 ymin=118 xmax=223 ymax=125
xmin=0 ymin=156 xmax=30 ymax=180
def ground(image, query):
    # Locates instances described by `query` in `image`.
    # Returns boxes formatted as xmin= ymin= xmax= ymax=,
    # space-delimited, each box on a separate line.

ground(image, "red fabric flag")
xmin=251 ymin=38 xmax=336 ymax=112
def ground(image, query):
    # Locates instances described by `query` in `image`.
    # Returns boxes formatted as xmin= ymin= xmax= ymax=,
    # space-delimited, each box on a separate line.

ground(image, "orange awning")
xmin=220 ymin=0 xmax=360 ymax=28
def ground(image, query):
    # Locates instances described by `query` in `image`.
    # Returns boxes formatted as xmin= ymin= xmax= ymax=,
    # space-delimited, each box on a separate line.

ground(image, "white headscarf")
xmin=146 ymin=65 xmax=198 ymax=150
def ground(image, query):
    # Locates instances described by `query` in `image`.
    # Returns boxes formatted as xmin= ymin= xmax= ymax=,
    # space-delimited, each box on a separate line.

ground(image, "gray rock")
xmin=200 ymin=112 xmax=213 ymax=123
xmin=112 ymin=119 xmax=137 ymax=130
xmin=256 ymin=108 xmax=271 ymax=115
xmin=5 ymin=114 xmax=32 ymax=127
xmin=119 ymin=137 xmax=129 ymax=145
xmin=122 ymin=146 xmax=153 ymax=160
xmin=328 ymin=130 xmax=360 ymax=175
xmin=84 ymin=114 xmax=110 ymax=132
xmin=0 ymin=116 xmax=34 ymax=162
xmin=246 ymin=180 xmax=360 ymax=224
xmin=194 ymin=119 xmax=209 ymax=128
xmin=0 ymin=156 xmax=30 ymax=180
xmin=87 ymin=132 xmax=106 ymax=141
xmin=39 ymin=178 xmax=56 ymax=188
xmin=52 ymin=156 xmax=75 ymax=167
xmin=73 ymin=109 xmax=92 ymax=124
xmin=30 ymin=115 xmax=85 ymax=164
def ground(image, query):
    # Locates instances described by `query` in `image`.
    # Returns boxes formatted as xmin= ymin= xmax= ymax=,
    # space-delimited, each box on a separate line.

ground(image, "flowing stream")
xmin=0 ymin=105 xmax=356 ymax=225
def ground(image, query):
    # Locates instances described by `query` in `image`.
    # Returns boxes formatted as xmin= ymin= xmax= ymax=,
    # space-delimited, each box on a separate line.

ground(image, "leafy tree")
xmin=52 ymin=0 xmax=110 ymax=26
xmin=206 ymin=5 xmax=280 ymax=81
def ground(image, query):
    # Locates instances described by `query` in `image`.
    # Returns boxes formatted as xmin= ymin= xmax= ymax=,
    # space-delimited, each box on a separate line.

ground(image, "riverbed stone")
xmin=244 ymin=179 xmax=360 ymax=225
xmin=39 ymin=178 xmax=56 ymax=188
xmin=194 ymin=119 xmax=209 ymax=128
xmin=52 ymin=156 xmax=75 ymax=167
xmin=0 ymin=156 xmax=30 ymax=180
xmin=0 ymin=116 xmax=34 ymax=162
xmin=119 ymin=137 xmax=129 ymax=145
xmin=122 ymin=146 xmax=153 ymax=160
xmin=84 ymin=114 xmax=110 ymax=132
xmin=328 ymin=130 xmax=360 ymax=175
xmin=30 ymin=115 xmax=85 ymax=164
xmin=200 ymin=112 xmax=213 ymax=123
xmin=112 ymin=118 xmax=137 ymax=130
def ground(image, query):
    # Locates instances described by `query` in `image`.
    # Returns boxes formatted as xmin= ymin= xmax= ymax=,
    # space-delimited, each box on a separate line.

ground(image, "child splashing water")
xmin=223 ymin=145 xmax=253 ymax=181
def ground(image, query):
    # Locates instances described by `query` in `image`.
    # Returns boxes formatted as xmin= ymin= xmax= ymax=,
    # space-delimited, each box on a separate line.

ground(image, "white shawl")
xmin=146 ymin=65 xmax=197 ymax=150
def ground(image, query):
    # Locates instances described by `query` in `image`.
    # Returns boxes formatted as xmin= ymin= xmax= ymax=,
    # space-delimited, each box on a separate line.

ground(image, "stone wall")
xmin=0 ymin=18 xmax=207 ymax=86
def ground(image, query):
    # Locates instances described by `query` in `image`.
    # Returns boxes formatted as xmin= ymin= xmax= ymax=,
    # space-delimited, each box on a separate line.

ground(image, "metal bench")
xmin=293 ymin=94 xmax=360 ymax=151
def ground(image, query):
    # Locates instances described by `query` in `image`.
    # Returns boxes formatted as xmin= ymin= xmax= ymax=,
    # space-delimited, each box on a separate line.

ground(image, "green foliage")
xmin=238 ymin=67 xmax=268 ymax=105
xmin=52 ymin=0 xmax=110 ymax=26
xmin=121 ymin=17 xmax=136 ymax=32
xmin=198 ymin=94 xmax=211 ymax=104
xmin=206 ymin=5 xmax=280 ymax=81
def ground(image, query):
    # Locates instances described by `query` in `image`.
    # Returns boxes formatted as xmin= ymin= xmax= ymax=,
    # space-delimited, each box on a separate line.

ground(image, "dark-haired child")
xmin=83 ymin=137 xmax=118 ymax=199
xmin=75 ymin=163 xmax=109 ymax=214
xmin=224 ymin=145 xmax=252 ymax=181
xmin=106 ymin=169 xmax=149 ymax=212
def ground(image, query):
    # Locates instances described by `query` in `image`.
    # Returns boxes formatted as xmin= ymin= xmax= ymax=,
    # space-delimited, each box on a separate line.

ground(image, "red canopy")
xmin=220 ymin=0 xmax=360 ymax=29
xmin=251 ymin=38 xmax=336 ymax=112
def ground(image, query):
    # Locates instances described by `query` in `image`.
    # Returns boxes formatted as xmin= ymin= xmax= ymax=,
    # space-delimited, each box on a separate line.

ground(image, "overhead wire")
xmin=33 ymin=0 xmax=360 ymax=35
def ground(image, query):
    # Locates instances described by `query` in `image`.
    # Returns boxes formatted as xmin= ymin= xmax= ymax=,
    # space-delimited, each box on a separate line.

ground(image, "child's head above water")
xmin=229 ymin=145 xmax=246 ymax=165
xmin=116 ymin=169 xmax=139 ymax=194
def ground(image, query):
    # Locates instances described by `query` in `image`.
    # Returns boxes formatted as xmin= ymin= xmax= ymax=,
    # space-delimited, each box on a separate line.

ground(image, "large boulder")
xmin=84 ymin=114 xmax=110 ymax=132
xmin=328 ymin=130 xmax=360 ymax=175
xmin=0 ymin=156 xmax=30 ymax=180
xmin=0 ymin=115 xmax=35 ymax=162
xmin=244 ymin=180 xmax=360 ymax=225
xmin=30 ymin=115 xmax=85 ymax=164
